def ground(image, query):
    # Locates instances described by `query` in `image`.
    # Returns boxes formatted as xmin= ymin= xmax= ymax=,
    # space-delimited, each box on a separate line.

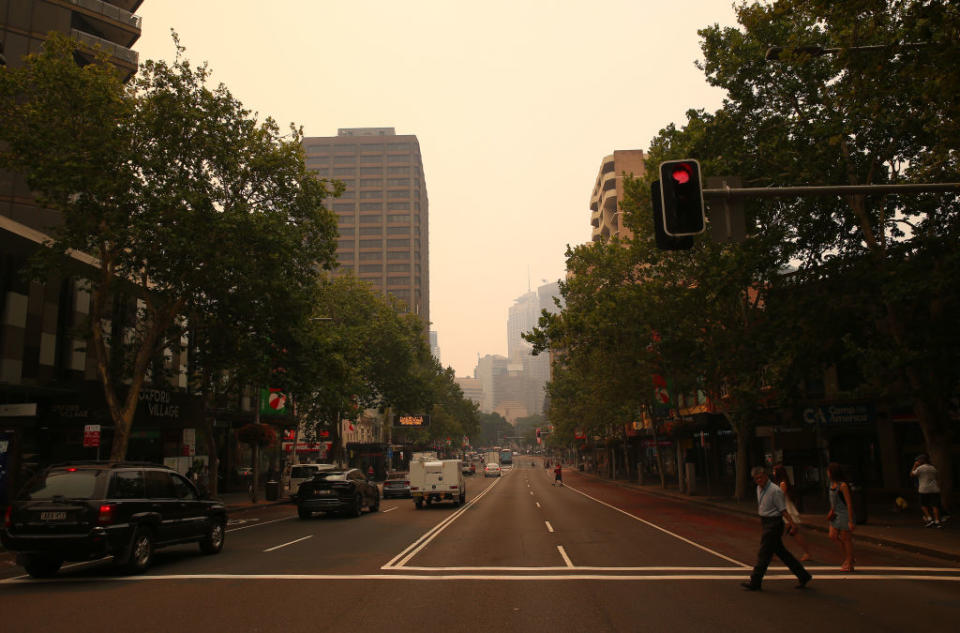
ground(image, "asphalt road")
xmin=2 ymin=460 xmax=959 ymax=633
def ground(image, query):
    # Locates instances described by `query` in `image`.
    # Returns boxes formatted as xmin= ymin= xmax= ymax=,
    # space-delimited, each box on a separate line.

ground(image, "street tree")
xmin=0 ymin=34 xmax=339 ymax=461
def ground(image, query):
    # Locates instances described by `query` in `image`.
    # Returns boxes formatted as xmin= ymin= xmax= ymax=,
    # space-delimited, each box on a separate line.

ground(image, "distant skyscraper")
xmin=589 ymin=150 xmax=645 ymax=242
xmin=474 ymin=354 xmax=508 ymax=413
xmin=429 ymin=330 xmax=440 ymax=364
xmin=302 ymin=128 xmax=429 ymax=324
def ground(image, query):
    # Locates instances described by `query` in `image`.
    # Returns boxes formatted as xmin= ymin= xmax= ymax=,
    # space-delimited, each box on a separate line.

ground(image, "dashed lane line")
xmin=264 ymin=535 xmax=313 ymax=553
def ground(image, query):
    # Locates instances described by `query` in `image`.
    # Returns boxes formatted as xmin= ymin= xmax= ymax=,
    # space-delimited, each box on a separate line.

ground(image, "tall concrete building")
xmin=303 ymin=128 xmax=429 ymax=324
xmin=505 ymin=281 xmax=563 ymax=417
xmin=589 ymin=150 xmax=645 ymax=242
xmin=1 ymin=0 xmax=149 ymax=503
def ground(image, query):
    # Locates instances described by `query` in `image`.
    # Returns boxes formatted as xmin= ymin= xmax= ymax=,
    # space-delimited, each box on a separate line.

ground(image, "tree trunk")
xmin=913 ymin=394 xmax=954 ymax=512
xmin=729 ymin=413 xmax=753 ymax=502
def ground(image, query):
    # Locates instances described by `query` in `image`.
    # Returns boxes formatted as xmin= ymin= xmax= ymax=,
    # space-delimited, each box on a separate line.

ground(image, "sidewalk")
xmin=571 ymin=469 xmax=960 ymax=563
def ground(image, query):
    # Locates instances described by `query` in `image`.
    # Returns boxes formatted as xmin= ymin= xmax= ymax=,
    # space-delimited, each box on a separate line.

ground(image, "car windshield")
xmin=313 ymin=472 xmax=348 ymax=481
xmin=20 ymin=468 xmax=105 ymax=500
xmin=386 ymin=473 xmax=406 ymax=480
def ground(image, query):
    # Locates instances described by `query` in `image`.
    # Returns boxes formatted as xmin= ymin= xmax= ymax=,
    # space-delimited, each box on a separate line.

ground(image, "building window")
xmin=360 ymin=167 xmax=382 ymax=175
xmin=359 ymin=214 xmax=382 ymax=224
xmin=388 ymin=201 xmax=410 ymax=210
xmin=387 ymin=154 xmax=408 ymax=162
xmin=388 ymin=166 xmax=410 ymax=175
xmin=339 ymin=227 xmax=355 ymax=237
xmin=359 ymin=252 xmax=382 ymax=261
xmin=359 ymin=155 xmax=383 ymax=163
xmin=360 ymin=178 xmax=382 ymax=187
xmin=333 ymin=168 xmax=356 ymax=176
xmin=359 ymin=202 xmax=381 ymax=211
xmin=387 ymin=214 xmax=410 ymax=223
xmin=359 ymin=239 xmax=382 ymax=248
xmin=359 ymin=264 xmax=382 ymax=273
xmin=338 ymin=251 xmax=355 ymax=261
xmin=387 ymin=239 xmax=408 ymax=248
xmin=360 ymin=227 xmax=382 ymax=236
xmin=359 ymin=191 xmax=382 ymax=199
xmin=387 ymin=190 xmax=410 ymax=199
xmin=387 ymin=226 xmax=410 ymax=235
xmin=337 ymin=239 xmax=353 ymax=249
xmin=387 ymin=263 xmax=410 ymax=273
xmin=386 ymin=251 xmax=407 ymax=260
xmin=387 ymin=276 xmax=409 ymax=286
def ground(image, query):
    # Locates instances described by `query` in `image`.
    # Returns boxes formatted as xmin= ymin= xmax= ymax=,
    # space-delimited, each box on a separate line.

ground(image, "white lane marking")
xmin=6 ymin=573 xmax=960 ymax=584
xmin=530 ymin=491 xmax=534 ymax=496
xmin=536 ymin=502 xmax=541 ymax=508
xmin=545 ymin=521 xmax=554 ymax=533
xmin=381 ymin=507 xmax=397 ymax=513
xmin=557 ymin=545 xmax=574 ymax=568
xmin=227 ymin=516 xmax=296 ymax=533
xmin=382 ymin=477 xmax=502 ymax=569
xmin=264 ymin=535 xmax=313 ymax=552
xmin=566 ymin=484 xmax=748 ymax=568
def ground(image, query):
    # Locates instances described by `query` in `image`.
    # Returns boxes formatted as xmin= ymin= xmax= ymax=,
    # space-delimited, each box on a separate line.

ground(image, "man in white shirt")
xmin=911 ymin=454 xmax=945 ymax=528
xmin=742 ymin=466 xmax=812 ymax=591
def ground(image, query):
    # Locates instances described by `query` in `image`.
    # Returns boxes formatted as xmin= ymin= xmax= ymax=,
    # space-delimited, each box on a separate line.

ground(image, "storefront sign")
xmin=803 ymin=404 xmax=873 ymax=426
xmin=393 ymin=414 xmax=430 ymax=428
xmin=83 ymin=424 xmax=101 ymax=447
xmin=138 ymin=389 xmax=181 ymax=418
xmin=0 ymin=403 xmax=37 ymax=417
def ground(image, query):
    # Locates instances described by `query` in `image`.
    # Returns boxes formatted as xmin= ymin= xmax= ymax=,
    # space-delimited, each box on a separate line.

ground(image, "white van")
xmin=287 ymin=463 xmax=336 ymax=499
xmin=409 ymin=459 xmax=465 ymax=508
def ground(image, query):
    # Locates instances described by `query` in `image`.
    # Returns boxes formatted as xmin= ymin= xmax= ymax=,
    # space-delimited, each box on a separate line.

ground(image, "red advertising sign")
xmin=83 ymin=424 xmax=101 ymax=448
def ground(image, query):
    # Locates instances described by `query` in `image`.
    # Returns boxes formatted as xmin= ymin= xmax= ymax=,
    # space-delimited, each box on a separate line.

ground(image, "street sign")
xmin=83 ymin=424 xmax=101 ymax=448
xmin=393 ymin=414 xmax=430 ymax=428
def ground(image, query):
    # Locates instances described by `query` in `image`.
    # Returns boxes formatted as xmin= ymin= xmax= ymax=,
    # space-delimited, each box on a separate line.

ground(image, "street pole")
xmin=703 ymin=182 xmax=960 ymax=199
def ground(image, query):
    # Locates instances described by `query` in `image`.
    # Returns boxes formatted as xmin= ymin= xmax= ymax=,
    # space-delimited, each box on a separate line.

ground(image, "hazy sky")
xmin=134 ymin=0 xmax=740 ymax=377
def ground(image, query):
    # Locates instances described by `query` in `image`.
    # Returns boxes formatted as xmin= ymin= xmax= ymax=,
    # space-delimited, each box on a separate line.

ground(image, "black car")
xmin=1 ymin=461 xmax=227 ymax=578
xmin=297 ymin=468 xmax=379 ymax=518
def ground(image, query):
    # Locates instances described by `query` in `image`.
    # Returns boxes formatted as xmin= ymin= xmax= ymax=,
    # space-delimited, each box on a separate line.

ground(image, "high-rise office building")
xmin=302 ymin=128 xmax=429 ymax=325
xmin=589 ymin=150 xmax=645 ymax=242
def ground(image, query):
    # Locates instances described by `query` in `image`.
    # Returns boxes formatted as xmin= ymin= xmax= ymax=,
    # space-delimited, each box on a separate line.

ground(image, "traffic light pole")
xmin=702 ymin=182 xmax=960 ymax=199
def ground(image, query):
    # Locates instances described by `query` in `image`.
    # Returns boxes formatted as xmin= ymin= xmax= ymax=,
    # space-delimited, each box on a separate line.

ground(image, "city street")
xmin=2 ymin=461 xmax=958 ymax=633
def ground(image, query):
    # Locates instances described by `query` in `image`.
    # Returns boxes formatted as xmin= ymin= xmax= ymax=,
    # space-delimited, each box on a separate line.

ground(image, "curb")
xmin=571 ymin=471 xmax=960 ymax=564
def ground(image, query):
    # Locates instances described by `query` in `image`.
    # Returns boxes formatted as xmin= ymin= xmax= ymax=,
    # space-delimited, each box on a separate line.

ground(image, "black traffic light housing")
xmin=658 ymin=159 xmax=705 ymax=237
xmin=651 ymin=181 xmax=693 ymax=251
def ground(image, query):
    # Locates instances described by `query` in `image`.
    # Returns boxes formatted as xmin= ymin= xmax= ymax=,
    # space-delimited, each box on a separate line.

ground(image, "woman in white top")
xmin=911 ymin=454 xmax=943 ymax=528
xmin=772 ymin=464 xmax=812 ymax=561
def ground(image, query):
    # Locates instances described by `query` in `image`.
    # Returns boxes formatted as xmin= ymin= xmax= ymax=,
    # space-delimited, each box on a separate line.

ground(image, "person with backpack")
xmin=827 ymin=462 xmax=856 ymax=572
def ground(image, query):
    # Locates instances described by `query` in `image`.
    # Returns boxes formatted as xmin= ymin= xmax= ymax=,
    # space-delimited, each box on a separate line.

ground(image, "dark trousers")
xmin=750 ymin=516 xmax=810 ymax=586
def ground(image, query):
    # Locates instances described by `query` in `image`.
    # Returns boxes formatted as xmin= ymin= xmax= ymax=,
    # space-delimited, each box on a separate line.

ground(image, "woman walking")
xmin=772 ymin=465 xmax=812 ymax=561
xmin=827 ymin=462 xmax=856 ymax=572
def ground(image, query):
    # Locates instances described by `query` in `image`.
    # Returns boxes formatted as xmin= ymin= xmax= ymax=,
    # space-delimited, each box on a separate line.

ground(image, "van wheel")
xmin=125 ymin=527 xmax=154 ymax=574
xmin=459 ymin=492 xmax=466 ymax=505
xmin=22 ymin=554 xmax=62 ymax=578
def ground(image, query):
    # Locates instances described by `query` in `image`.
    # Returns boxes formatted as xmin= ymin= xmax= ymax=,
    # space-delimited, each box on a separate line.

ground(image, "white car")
xmin=287 ymin=463 xmax=336 ymax=498
xmin=484 ymin=463 xmax=502 ymax=477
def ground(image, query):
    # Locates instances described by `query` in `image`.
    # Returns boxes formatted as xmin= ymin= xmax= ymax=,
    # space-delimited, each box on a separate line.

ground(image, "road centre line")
xmin=557 ymin=545 xmax=574 ymax=568
xmin=381 ymin=507 xmax=397 ymax=513
xmin=264 ymin=534 xmax=312 ymax=552
xmin=536 ymin=502 xmax=541 ymax=508
xmin=389 ymin=564 xmax=960 ymax=572
xmin=382 ymin=477 xmax=502 ymax=569
xmin=565 ymin=483 xmax=749 ymax=568
xmin=227 ymin=516 xmax=296 ymax=533
xmin=8 ymin=572 xmax=960 ymax=584
xmin=545 ymin=521 xmax=554 ymax=533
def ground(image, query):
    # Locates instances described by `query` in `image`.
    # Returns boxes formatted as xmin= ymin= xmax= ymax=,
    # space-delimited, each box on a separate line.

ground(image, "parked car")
xmin=382 ymin=472 xmax=412 ymax=498
xmin=484 ymin=463 xmax=502 ymax=478
xmin=286 ymin=463 xmax=336 ymax=499
xmin=297 ymin=469 xmax=380 ymax=518
xmin=1 ymin=461 xmax=227 ymax=578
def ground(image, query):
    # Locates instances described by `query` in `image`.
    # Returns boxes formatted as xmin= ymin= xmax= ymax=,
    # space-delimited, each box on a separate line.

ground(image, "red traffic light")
xmin=671 ymin=165 xmax=692 ymax=184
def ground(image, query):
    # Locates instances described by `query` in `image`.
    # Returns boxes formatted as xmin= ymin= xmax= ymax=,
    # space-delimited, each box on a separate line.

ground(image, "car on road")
xmin=297 ymin=468 xmax=380 ymax=518
xmin=484 ymin=463 xmax=502 ymax=477
xmin=1 ymin=461 xmax=227 ymax=578
xmin=460 ymin=461 xmax=476 ymax=475
xmin=382 ymin=472 xmax=412 ymax=498
xmin=286 ymin=463 xmax=336 ymax=499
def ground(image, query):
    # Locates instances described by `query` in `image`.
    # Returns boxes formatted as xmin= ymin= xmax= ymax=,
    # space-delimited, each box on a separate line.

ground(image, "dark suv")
xmin=1 ymin=461 xmax=227 ymax=578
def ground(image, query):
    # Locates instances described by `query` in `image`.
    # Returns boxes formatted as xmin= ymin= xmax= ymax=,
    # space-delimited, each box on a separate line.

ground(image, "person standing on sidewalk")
xmin=773 ymin=464 xmax=812 ymax=561
xmin=741 ymin=466 xmax=812 ymax=591
xmin=827 ymin=462 xmax=856 ymax=572
xmin=910 ymin=454 xmax=944 ymax=528
xmin=554 ymin=463 xmax=563 ymax=487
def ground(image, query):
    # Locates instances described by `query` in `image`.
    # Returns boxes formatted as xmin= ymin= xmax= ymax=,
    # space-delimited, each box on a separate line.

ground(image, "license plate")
xmin=315 ymin=490 xmax=332 ymax=496
xmin=40 ymin=512 xmax=67 ymax=521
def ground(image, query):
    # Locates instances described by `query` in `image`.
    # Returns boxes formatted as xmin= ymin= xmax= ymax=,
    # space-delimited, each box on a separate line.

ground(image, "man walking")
xmin=742 ymin=466 xmax=812 ymax=591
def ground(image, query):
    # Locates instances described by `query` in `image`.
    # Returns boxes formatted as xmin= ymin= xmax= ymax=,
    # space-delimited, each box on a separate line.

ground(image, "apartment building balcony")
xmin=70 ymin=27 xmax=138 ymax=73
xmin=62 ymin=0 xmax=142 ymax=46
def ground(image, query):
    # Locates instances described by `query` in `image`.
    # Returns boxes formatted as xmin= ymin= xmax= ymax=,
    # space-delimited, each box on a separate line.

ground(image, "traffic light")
xmin=658 ymin=159 xmax=705 ymax=237
xmin=651 ymin=181 xmax=693 ymax=250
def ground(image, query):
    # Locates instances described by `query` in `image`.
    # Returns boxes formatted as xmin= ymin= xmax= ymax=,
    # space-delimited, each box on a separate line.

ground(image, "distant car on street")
xmin=484 ymin=463 xmax=502 ymax=477
xmin=286 ymin=463 xmax=336 ymax=499
xmin=1 ymin=461 xmax=226 ymax=578
xmin=297 ymin=469 xmax=380 ymax=518
xmin=382 ymin=472 xmax=412 ymax=498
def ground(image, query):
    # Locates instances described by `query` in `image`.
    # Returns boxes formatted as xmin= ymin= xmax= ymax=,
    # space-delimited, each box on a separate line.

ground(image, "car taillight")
xmin=404 ymin=481 xmax=409 ymax=486
xmin=3 ymin=505 xmax=11 ymax=528
xmin=97 ymin=504 xmax=115 ymax=525
xmin=451 ymin=485 xmax=458 ymax=489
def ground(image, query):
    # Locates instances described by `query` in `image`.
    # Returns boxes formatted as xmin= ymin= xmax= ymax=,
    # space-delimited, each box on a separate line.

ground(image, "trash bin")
xmin=265 ymin=480 xmax=279 ymax=501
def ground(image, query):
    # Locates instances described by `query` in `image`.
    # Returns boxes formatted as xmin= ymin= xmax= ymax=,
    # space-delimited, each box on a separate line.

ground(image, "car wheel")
xmin=21 ymin=554 xmax=63 ymax=579
xmin=370 ymin=492 xmax=380 ymax=512
xmin=350 ymin=494 xmax=363 ymax=518
xmin=298 ymin=507 xmax=311 ymax=519
xmin=199 ymin=518 xmax=225 ymax=554
xmin=460 ymin=492 xmax=466 ymax=505
xmin=125 ymin=527 xmax=154 ymax=574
